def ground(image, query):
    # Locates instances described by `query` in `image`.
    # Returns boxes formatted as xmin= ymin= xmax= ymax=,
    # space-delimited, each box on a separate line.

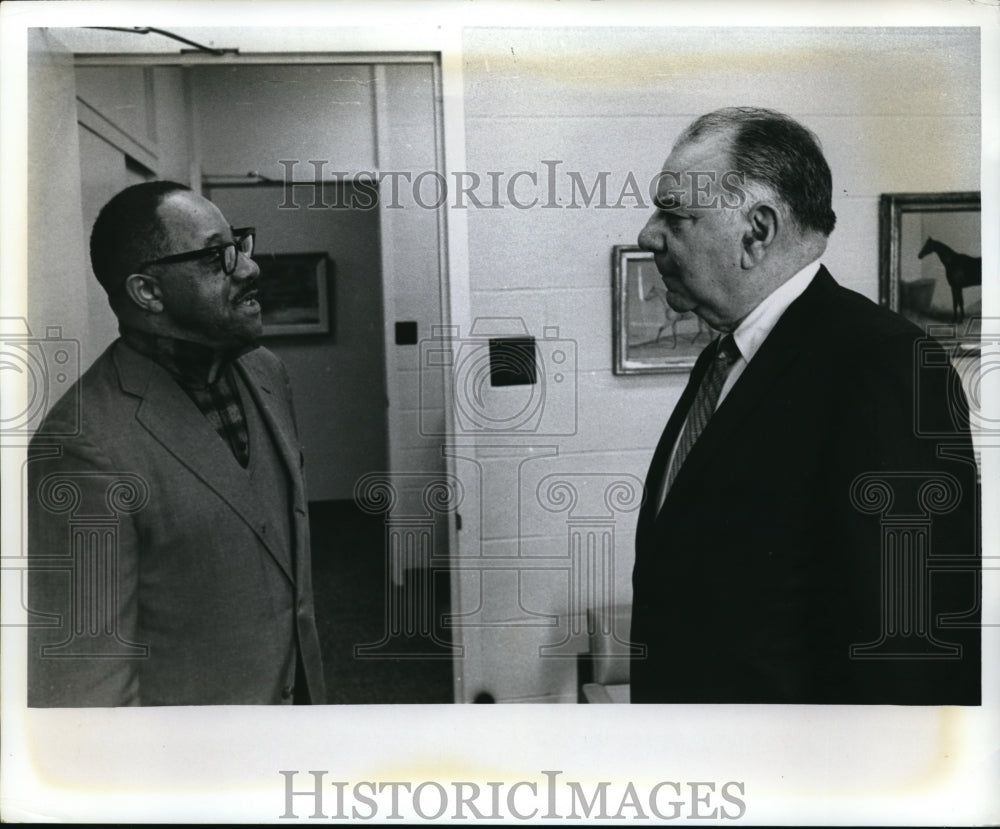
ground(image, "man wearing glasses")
xmin=27 ymin=181 xmax=326 ymax=706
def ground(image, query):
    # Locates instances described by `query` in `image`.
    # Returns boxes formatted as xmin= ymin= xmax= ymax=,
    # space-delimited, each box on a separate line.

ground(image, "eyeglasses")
xmin=139 ymin=227 xmax=256 ymax=276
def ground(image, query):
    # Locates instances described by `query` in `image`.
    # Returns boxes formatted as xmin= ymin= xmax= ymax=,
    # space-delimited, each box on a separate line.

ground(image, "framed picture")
xmin=612 ymin=245 xmax=713 ymax=374
xmin=878 ymin=191 xmax=981 ymax=349
xmin=254 ymin=252 xmax=332 ymax=337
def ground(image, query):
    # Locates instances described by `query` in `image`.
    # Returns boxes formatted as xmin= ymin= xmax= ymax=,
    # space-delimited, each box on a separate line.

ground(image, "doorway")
xmin=62 ymin=48 xmax=453 ymax=701
xmin=205 ymin=180 xmax=387 ymax=499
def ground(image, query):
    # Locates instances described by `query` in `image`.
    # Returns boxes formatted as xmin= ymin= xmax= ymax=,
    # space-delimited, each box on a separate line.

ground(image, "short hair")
xmin=677 ymin=107 xmax=837 ymax=236
xmin=89 ymin=180 xmax=191 ymax=301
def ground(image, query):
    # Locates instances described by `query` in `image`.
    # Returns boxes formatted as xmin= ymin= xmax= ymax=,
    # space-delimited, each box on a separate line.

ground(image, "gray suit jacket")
xmin=27 ymin=339 xmax=326 ymax=706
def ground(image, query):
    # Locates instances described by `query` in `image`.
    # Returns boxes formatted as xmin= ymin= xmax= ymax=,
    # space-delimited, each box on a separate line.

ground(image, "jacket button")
xmin=281 ymin=685 xmax=294 ymax=700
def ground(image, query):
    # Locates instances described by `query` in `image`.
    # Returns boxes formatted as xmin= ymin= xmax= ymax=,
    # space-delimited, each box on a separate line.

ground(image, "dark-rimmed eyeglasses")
xmin=138 ymin=227 xmax=256 ymax=276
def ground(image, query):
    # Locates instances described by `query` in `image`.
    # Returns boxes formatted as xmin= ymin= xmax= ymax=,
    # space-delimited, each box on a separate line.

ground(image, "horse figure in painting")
xmin=918 ymin=237 xmax=982 ymax=323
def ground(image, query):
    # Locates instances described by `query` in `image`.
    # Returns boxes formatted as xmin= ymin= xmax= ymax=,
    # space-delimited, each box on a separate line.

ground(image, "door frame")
xmin=71 ymin=47 xmax=469 ymax=702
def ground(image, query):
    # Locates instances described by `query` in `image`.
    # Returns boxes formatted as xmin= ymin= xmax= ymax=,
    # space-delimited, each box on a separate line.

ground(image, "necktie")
xmin=658 ymin=334 xmax=741 ymax=509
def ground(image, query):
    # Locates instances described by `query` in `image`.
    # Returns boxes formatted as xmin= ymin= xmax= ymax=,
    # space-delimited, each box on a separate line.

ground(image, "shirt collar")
xmin=119 ymin=326 xmax=255 ymax=388
xmin=731 ymin=259 xmax=821 ymax=365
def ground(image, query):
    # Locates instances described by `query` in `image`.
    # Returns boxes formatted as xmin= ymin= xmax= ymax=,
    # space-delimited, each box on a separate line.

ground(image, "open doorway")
xmin=204 ymin=180 xmax=387 ymax=500
xmin=32 ymin=32 xmax=454 ymax=702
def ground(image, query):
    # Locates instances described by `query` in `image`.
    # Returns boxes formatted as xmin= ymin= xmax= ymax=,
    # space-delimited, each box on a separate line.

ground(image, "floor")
xmin=308 ymin=500 xmax=454 ymax=704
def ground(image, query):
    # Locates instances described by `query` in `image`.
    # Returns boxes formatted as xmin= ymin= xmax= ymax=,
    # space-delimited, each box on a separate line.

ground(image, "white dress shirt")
xmin=717 ymin=258 xmax=822 ymax=407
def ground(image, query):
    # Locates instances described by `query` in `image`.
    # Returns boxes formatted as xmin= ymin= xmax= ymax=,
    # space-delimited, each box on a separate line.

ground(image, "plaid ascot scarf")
xmin=120 ymin=327 xmax=256 ymax=468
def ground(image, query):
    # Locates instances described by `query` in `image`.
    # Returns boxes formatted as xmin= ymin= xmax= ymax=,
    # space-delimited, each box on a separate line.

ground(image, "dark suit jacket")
xmin=631 ymin=268 xmax=980 ymax=704
xmin=27 ymin=340 xmax=326 ymax=706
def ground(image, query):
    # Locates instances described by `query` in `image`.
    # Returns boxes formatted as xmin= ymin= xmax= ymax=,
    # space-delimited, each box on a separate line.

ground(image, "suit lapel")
xmin=235 ymin=352 xmax=308 ymax=579
xmin=656 ymin=268 xmax=835 ymax=513
xmin=114 ymin=342 xmax=295 ymax=582
xmin=234 ymin=354 xmax=303 ymax=502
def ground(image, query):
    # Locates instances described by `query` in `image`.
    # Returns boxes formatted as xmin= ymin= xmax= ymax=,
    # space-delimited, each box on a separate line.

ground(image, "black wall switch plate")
xmin=395 ymin=321 xmax=418 ymax=345
xmin=489 ymin=336 xmax=537 ymax=386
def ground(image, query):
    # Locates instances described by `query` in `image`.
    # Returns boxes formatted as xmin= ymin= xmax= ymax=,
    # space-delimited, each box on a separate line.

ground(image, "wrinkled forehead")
xmin=155 ymin=191 xmax=232 ymax=250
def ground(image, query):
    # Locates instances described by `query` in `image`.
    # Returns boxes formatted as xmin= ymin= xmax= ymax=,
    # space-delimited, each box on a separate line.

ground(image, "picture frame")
xmin=878 ymin=191 xmax=981 ymax=351
xmin=254 ymin=252 xmax=332 ymax=337
xmin=612 ymin=245 xmax=713 ymax=374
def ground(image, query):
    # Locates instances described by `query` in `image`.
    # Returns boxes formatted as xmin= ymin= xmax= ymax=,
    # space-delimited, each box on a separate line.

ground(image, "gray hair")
xmin=677 ymin=107 xmax=836 ymax=236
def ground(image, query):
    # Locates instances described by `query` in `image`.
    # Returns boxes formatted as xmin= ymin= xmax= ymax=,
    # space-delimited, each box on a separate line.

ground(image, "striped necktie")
xmin=658 ymin=334 xmax=741 ymax=510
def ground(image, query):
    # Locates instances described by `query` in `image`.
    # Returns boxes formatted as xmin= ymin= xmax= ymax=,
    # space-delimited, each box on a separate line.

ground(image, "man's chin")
xmin=240 ymin=308 xmax=263 ymax=335
xmin=226 ymin=318 xmax=263 ymax=349
xmin=240 ymin=324 xmax=263 ymax=346
xmin=665 ymin=293 xmax=697 ymax=314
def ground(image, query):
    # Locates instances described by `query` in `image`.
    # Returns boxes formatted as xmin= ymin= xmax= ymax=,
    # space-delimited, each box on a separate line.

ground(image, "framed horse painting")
xmin=879 ymin=191 xmax=983 ymax=477
xmin=612 ymin=245 xmax=714 ymax=374
xmin=879 ymin=191 xmax=981 ymax=349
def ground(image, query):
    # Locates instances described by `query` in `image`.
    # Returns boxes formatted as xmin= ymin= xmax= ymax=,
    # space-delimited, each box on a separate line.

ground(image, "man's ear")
xmin=740 ymin=202 xmax=779 ymax=267
xmin=123 ymin=272 xmax=164 ymax=314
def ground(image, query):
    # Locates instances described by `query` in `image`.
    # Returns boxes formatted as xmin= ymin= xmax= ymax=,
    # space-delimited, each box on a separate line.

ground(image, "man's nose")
xmin=637 ymin=215 xmax=662 ymax=252
xmin=233 ymin=249 xmax=260 ymax=281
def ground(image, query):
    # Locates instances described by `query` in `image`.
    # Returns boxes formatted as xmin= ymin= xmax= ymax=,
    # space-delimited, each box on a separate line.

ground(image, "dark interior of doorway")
xmin=309 ymin=500 xmax=453 ymax=703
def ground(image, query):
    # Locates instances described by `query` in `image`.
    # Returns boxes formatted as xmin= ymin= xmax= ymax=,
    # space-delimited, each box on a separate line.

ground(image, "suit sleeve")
xmin=27 ymin=434 xmax=144 ymax=707
xmin=824 ymin=330 xmax=980 ymax=703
